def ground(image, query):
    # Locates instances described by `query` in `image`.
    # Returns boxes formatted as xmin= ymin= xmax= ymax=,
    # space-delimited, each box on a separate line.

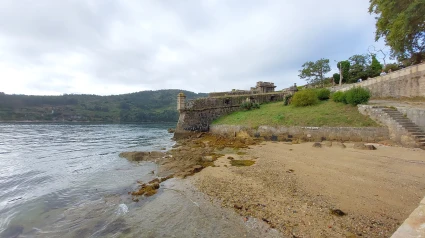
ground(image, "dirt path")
xmin=193 ymin=142 xmax=425 ymax=237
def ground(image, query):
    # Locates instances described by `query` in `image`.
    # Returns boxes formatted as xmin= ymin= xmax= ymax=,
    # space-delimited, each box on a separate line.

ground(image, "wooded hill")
xmin=0 ymin=90 xmax=207 ymax=122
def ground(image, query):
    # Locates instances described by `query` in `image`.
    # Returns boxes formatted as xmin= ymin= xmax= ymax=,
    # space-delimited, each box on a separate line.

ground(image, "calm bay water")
xmin=0 ymin=123 xmax=174 ymax=237
xmin=0 ymin=123 xmax=280 ymax=238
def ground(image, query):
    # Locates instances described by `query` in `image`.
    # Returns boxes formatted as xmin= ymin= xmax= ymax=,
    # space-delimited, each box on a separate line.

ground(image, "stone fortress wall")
xmin=330 ymin=62 xmax=425 ymax=98
xmin=175 ymin=91 xmax=292 ymax=136
xmin=175 ymin=82 xmax=296 ymax=136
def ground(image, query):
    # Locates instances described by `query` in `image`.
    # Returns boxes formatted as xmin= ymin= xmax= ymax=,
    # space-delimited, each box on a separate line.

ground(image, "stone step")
xmin=404 ymin=126 xmax=421 ymax=129
xmin=410 ymin=132 xmax=425 ymax=136
xmin=385 ymin=111 xmax=403 ymax=113
xmin=395 ymin=119 xmax=413 ymax=123
xmin=399 ymin=123 xmax=421 ymax=129
xmin=405 ymin=129 xmax=422 ymax=132
xmin=407 ymin=131 xmax=423 ymax=134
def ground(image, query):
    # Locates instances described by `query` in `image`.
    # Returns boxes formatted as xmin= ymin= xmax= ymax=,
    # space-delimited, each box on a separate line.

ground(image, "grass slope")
xmin=213 ymin=101 xmax=379 ymax=127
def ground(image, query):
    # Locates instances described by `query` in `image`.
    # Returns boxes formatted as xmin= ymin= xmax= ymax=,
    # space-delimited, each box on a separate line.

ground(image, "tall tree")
xmin=298 ymin=58 xmax=331 ymax=85
xmin=368 ymin=54 xmax=383 ymax=77
xmin=337 ymin=60 xmax=350 ymax=85
xmin=369 ymin=0 xmax=425 ymax=64
xmin=348 ymin=54 xmax=370 ymax=82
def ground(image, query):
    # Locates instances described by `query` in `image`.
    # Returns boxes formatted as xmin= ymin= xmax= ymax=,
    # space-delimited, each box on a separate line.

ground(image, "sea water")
xmin=0 ymin=123 xmax=280 ymax=238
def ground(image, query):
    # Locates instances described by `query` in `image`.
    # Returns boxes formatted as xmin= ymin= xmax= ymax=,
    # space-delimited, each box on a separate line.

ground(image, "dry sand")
xmin=192 ymin=142 xmax=425 ymax=237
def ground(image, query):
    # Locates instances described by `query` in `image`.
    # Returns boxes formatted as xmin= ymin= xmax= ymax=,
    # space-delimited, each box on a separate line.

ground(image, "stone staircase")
xmin=381 ymin=107 xmax=425 ymax=149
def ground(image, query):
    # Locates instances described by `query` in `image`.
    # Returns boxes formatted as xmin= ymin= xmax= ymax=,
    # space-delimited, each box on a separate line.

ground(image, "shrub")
xmin=240 ymin=101 xmax=260 ymax=110
xmin=344 ymin=87 xmax=370 ymax=105
xmin=291 ymin=89 xmax=319 ymax=107
xmin=283 ymin=94 xmax=292 ymax=106
xmin=332 ymin=91 xmax=345 ymax=103
xmin=316 ymin=88 xmax=330 ymax=100
xmin=384 ymin=63 xmax=399 ymax=73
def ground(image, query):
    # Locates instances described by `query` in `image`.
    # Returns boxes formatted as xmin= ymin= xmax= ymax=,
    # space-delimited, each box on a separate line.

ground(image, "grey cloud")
xmin=0 ymin=0 xmax=386 ymax=95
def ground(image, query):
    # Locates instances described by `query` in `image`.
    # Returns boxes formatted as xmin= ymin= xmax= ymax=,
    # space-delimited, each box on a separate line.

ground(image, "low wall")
xmin=210 ymin=125 xmax=389 ymax=142
xmin=357 ymin=105 xmax=418 ymax=147
xmin=330 ymin=62 xmax=425 ymax=98
xmin=175 ymin=92 xmax=291 ymax=136
xmin=391 ymin=196 xmax=425 ymax=238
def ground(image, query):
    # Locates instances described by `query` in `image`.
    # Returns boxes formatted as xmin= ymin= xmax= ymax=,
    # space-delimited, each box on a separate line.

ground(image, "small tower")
xmin=177 ymin=92 xmax=186 ymax=111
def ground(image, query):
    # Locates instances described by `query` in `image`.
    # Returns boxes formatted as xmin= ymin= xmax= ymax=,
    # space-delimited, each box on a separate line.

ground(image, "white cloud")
xmin=0 ymin=0 xmax=388 ymax=95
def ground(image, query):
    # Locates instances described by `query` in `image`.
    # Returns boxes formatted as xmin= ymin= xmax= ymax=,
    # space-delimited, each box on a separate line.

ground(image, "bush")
xmin=344 ymin=87 xmax=370 ymax=105
xmin=383 ymin=63 xmax=399 ymax=73
xmin=332 ymin=91 xmax=345 ymax=103
xmin=240 ymin=101 xmax=260 ymax=110
xmin=283 ymin=94 xmax=292 ymax=106
xmin=316 ymin=88 xmax=330 ymax=100
xmin=291 ymin=89 xmax=319 ymax=107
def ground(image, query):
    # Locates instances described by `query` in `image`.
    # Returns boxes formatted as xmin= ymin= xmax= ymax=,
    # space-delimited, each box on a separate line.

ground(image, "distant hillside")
xmin=0 ymin=90 xmax=207 ymax=122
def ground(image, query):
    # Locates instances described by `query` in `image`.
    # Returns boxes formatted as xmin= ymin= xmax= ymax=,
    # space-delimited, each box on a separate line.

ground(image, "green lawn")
xmin=212 ymin=101 xmax=379 ymax=127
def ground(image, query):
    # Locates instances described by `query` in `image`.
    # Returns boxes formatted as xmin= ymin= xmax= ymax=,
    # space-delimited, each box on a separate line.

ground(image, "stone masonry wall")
xmin=330 ymin=62 xmax=425 ymax=98
xmin=175 ymin=92 xmax=290 ymax=136
xmin=357 ymin=105 xmax=418 ymax=147
xmin=210 ymin=125 xmax=389 ymax=142
xmin=395 ymin=107 xmax=425 ymax=131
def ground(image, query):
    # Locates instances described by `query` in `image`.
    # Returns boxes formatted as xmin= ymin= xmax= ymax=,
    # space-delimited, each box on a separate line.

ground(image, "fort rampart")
xmin=175 ymin=92 xmax=291 ymax=136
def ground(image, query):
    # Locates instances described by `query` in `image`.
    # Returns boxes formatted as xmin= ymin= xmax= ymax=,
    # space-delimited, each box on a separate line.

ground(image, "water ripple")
xmin=0 ymin=123 xmax=174 ymax=236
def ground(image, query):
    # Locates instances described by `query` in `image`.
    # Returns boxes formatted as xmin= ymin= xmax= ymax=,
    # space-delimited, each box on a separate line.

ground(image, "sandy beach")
xmin=191 ymin=141 xmax=425 ymax=237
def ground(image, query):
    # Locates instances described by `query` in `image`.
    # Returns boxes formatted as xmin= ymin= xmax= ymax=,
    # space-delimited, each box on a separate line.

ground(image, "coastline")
xmin=121 ymin=133 xmax=425 ymax=237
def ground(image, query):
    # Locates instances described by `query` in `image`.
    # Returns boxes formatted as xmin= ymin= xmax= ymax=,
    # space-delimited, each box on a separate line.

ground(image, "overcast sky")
xmin=0 ymin=0 xmax=387 ymax=95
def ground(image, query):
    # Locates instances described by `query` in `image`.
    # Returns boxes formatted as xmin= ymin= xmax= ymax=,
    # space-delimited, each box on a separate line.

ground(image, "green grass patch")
xmin=230 ymin=160 xmax=255 ymax=167
xmin=212 ymin=100 xmax=378 ymax=127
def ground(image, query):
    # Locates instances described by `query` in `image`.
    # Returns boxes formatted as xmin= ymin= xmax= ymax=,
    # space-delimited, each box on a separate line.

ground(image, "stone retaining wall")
xmin=395 ymin=107 xmax=425 ymax=131
xmin=175 ymin=92 xmax=291 ymax=137
xmin=330 ymin=62 xmax=425 ymax=98
xmin=210 ymin=125 xmax=389 ymax=142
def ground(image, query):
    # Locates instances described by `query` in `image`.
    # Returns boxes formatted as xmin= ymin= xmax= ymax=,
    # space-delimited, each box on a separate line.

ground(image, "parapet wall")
xmin=330 ymin=62 xmax=425 ymax=98
xmin=175 ymin=92 xmax=290 ymax=136
xmin=210 ymin=125 xmax=389 ymax=142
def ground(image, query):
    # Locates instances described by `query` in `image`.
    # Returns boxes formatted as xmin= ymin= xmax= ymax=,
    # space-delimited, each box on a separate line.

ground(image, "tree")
xmin=337 ymin=60 xmax=350 ymax=85
xmin=368 ymin=54 xmax=383 ymax=78
xmin=348 ymin=54 xmax=370 ymax=82
xmin=333 ymin=73 xmax=340 ymax=84
xmin=298 ymin=58 xmax=331 ymax=85
xmin=369 ymin=0 xmax=425 ymax=64
xmin=368 ymin=45 xmax=388 ymax=67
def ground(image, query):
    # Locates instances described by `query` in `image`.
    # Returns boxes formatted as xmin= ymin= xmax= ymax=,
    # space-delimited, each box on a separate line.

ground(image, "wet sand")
xmin=192 ymin=142 xmax=425 ymax=237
